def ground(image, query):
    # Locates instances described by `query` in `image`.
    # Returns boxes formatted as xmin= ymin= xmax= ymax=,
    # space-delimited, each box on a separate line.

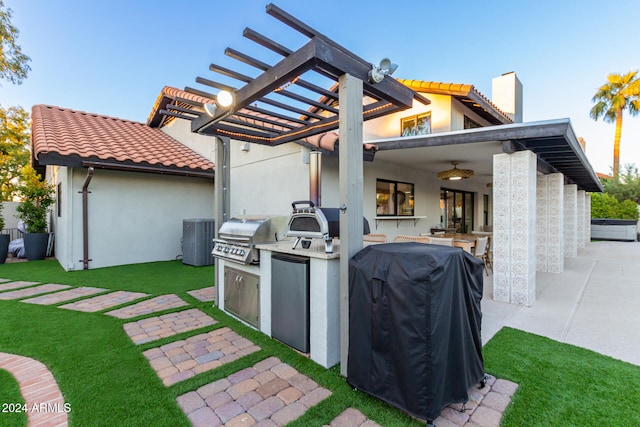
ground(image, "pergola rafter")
xmin=160 ymin=3 xmax=429 ymax=147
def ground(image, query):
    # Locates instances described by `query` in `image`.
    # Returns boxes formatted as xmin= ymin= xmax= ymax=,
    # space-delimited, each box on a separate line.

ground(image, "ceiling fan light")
xmin=437 ymin=161 xmax=474 ymax=180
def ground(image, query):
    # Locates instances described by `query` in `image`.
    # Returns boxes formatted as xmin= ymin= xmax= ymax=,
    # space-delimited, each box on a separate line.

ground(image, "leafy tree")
xmin=601 ymin=163 xmax=640 ymax=204
xmin=0 ymin=104 xmax=29 ymax=200
xmin=590 ymin=70 xmax=640 ymax=180
xmin=0 ymin=0 xmax=30 ymax=85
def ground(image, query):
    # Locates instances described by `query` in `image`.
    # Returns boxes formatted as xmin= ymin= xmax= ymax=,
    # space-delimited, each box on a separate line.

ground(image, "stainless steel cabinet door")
xmin=224 ymin=266 xmax=260 ymax=328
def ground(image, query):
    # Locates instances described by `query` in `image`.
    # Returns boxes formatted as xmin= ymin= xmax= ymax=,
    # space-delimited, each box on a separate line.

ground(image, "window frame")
xmin=376 ymin=178 xmax=415 ymax=217
xmin=401 ymin=112 xmax=431 ymax=137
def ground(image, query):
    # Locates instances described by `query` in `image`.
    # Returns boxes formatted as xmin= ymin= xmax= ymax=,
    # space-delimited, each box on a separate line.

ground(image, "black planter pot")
xmin=0 ymin=234 xmax=9 ymax=264
xmin=24 ymin=232 xmax=50 ymax=261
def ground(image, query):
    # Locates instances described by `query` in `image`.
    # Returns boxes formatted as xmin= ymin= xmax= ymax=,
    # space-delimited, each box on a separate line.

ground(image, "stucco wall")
xmin=321 ymin=156 xmax=491 ymax=239
xmin=363 ymin=95 xmax=494 ymax=141
xmin=0 ymin=201 xmax=20 ymax=230
xmin=51 ymin=167 xmax=214 ymax=270
xmin=160 ymin=118 xmax=216 ymax=162
xmin=229 ymin=141 xmax=310 ymax=217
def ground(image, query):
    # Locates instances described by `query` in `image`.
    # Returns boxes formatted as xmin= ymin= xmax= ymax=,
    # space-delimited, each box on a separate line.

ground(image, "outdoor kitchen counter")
xmin=257 ymin=238 xmax=341 ymax=368
xmin=256 ymin=238 xmax=341 ymax=259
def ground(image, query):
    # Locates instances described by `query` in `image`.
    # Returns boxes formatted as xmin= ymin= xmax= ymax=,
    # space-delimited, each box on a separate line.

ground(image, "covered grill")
xmin=212 ymin=215 xmax=287 ymax=264
xmin=285 ymin=201 xmax=370 ymax=253
xmin=348 ymin=242 xmax=485 ymax=423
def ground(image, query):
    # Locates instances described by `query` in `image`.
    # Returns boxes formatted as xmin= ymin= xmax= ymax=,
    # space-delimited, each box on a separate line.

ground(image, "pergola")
xmin=159 ymin=3 xmax=428 ymax=374
xmin=159 ymin=3 xmax=428 ymax=146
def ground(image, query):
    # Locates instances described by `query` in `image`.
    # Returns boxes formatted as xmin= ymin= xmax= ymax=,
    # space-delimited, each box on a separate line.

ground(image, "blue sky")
xmin=3 ymin=0 xmax=640 ymax=174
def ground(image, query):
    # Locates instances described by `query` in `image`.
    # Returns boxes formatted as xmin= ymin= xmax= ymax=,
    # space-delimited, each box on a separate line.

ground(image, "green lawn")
xmin=0 ymin=259 xmax=214 ymax=294
xmin=1 ymin=260 xmax=640 ymax=426
xmin=484 ymin=328 xmax=640 ymax=426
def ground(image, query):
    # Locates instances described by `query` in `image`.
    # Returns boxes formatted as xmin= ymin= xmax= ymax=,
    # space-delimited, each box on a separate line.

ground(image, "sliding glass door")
xmin=440 ymin=188 xmax=474 ymax=233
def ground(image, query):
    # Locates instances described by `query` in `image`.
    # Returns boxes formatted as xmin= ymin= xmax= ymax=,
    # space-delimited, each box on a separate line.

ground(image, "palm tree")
xmin=590 ymin=70 xmax=640 ymax=180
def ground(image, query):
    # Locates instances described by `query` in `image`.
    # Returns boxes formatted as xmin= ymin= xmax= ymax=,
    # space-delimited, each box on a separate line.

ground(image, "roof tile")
xmin=32 ymin=105 xmax=215 ymax=173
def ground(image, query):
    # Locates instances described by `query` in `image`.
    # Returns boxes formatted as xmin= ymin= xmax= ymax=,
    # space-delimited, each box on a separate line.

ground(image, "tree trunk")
xmin=613 ymin=109 xmax=623 ymax=180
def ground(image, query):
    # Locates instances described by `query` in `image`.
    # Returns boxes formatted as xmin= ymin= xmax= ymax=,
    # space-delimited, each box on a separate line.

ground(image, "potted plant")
xmin=0 ymin=202 xmax=8 ymax=264
xmin=16 ymin=165 xmax=55 ymax=260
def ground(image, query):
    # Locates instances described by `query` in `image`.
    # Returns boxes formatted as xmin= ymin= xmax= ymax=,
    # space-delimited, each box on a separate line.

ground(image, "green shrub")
xmin=591 ymin=192 xmax=639 ymax=220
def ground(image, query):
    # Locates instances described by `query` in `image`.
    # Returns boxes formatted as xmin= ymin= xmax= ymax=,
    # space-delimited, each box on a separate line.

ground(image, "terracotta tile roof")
xmin=32 ymin=105 xmax=215 ymax=176
xmin=147 ymin=86 xmax=377 ymax=156
xmin=147 ymin=86 xmax=211 ymax=128
xmin=396 ymin=79 xmax=512 ymax=124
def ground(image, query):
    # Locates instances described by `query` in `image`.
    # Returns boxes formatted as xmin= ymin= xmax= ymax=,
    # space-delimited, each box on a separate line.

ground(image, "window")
xmin=376 ymin=179 xmax=414 ymax=216
xmin=401 ymin=112 xmax=431 ymax=136
xmin=440 ymin=188 xmax=474 ymax=232
xmin=464 ymin=116 xmax=481 ymax=129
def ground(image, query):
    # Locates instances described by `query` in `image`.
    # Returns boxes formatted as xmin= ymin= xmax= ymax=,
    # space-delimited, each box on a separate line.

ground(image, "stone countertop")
xmin=256 ymin=238 xmax=340 ymax=260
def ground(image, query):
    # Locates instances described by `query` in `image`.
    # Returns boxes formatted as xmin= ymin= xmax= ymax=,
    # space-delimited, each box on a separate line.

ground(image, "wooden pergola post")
xmin=339 ymin=73 xmax=364 ymax=376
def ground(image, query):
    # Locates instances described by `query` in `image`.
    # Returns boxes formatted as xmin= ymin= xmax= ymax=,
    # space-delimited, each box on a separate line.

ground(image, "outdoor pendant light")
xmin=437 ymin=161 xmax=474 ymax=181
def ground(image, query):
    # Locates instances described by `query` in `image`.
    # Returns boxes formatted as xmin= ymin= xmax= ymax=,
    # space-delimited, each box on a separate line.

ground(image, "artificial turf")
xmin=483 ymin=327 xmax=640 ymax=426
xmin=0 ymin=368 xmax=27 ymax=426
xmin=0 ymin=259 xmax=214 ymax=294
xmin=2 ymin=260 xmax=640 ymax=426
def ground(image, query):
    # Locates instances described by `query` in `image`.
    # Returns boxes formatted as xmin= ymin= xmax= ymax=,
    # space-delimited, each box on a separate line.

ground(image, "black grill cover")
xmin=347 ymin=242 xmax=484 ymax=421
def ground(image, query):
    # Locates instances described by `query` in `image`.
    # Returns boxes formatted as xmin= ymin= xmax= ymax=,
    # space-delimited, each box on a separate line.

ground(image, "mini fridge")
xmin=271 ymin=253 xmax=310 ymax=353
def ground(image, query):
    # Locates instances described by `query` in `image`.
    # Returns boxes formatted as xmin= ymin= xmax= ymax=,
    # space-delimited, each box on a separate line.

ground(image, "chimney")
xmin=492 ymin=72 xmax=523 ymax=123
xmin=578 ymin=137 xmax=586 ymax=152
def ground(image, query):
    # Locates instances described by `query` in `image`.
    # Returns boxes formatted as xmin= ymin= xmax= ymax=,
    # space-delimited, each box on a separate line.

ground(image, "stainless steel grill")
xmin=212 ymin=215 xmax=287 ymax=264
xmin=285 ymin=201 xmax=370 ymax=253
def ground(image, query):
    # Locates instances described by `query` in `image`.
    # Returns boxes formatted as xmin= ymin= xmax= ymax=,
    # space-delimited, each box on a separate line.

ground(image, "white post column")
xmin=564 ymin=184 xmax=578 ymax=258
xmin=536 ymin=173 xmax=565 ymax=273
xmin=536 ymin=175 xmax=548 ymax=272
xmin=585 ymin=193 xmax=592 ymax=242
xmin=338 ymin=73 xmax=363 ymax=376
xmin=577 ymin=190 xmax=586 ymax=249
xmin=493 ymin=150 xmax=537 ymax=306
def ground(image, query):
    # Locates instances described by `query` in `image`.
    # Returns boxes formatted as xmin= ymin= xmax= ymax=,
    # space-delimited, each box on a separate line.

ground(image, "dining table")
xmin=424 ymin=233 xmax=479 ymax=254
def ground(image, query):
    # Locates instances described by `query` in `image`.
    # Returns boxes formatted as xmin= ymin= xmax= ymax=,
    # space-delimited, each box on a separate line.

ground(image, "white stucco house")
xmin=30 ymin=104 xmax=216 ymax=271
xmin=147 ymin=70 xmax=601 ymax=308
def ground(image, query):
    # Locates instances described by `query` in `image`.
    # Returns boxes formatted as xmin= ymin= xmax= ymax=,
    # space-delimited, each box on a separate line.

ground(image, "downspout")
xmin=79 ymin=167 xmax=94 ymax=269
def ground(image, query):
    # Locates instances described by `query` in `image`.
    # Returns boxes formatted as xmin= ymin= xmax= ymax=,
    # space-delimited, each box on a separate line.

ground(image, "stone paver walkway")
xmin=59 ymin=290 xmax=148 ymax=312
xmin=433 ymin=375 xmax=518 ymax=427
xmin=0 ymin=284 xmax=71 ymax=300
xmin=0 ymin=352 xmax=69 ymax=427
xmin=106 ymin=294 xmax=189 ymax=319
xmin=325 ymin=408 xmax=381 ymax=427
xmin=123 ymin=308 xmax=217 ymax=344
xmin=187 ymin=286 xmax=216 ymax=302
xmin=21 ymin=286 xmax=108 ymax=305
xmin=143 ymin=327 xmax=261 ymax=386
xmin=0 ymin=280 xmax=40 ymax=292
xmin=177 ymin=356 xmax=331 ymax=427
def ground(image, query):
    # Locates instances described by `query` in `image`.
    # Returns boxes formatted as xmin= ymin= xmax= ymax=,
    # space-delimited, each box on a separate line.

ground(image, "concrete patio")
xmin=482 ymin=240 xmax=640 ymax=366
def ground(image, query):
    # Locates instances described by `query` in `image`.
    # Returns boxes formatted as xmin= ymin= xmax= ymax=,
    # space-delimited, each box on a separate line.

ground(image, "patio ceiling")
xmin=368 ymin=119 xmax=604 ymax=193
xmin=159 ymin=3 xmax=429 ymax=146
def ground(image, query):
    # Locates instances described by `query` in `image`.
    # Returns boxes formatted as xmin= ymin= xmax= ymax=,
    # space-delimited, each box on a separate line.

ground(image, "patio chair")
xmin=473 ymin=236 xmax=492 ymax=276
xmin=363 ymin=233 xmax=387 ymax=244
xmin=428 ymin=236 xmax=453 ymax=246
xmin=484 ymin=235 xmax=494 ymax=275
xmin=392 ymin=235 xmax=431 ymax=243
